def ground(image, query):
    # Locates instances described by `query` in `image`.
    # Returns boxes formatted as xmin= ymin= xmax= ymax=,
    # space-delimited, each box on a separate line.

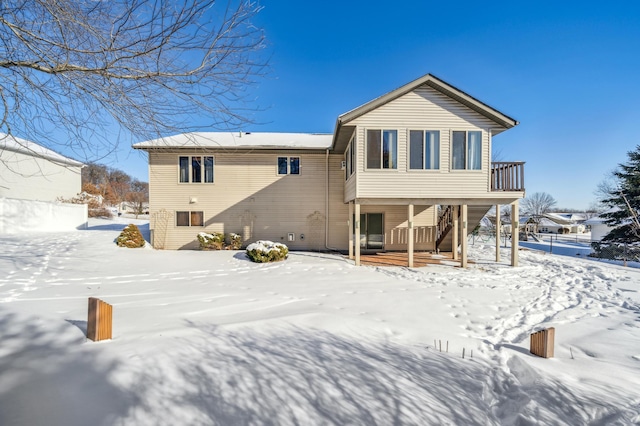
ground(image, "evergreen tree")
xmin=601 ymin=145 xmax=640 ymax=242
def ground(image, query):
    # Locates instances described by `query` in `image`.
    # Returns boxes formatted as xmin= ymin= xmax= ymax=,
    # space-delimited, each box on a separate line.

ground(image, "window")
xmin=176 ymin=211 xmax=204 ymax=226
xmin=345 ymin=136 xmax=356 ymax=180
xmin=179 ymin=156 xmax=214 ymax=183
xmin=277 ymin=157 xmax=300 ymax=175
xmin=366 ymin=129 xmax=397 ymax=169
xmin=409 ymin=130 xmax=440 ymax=170
xmin=452 ymin=131 xmax=482 ymax=170
xmin=345 ymin=146 xmax=351 ymax=179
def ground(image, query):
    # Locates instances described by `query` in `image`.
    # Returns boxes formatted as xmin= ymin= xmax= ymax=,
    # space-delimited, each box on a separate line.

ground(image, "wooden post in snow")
xmin=530 ymin=327 xmax=554 ymax=358
xmin=87 ymin=297 xmax=113 ymax=342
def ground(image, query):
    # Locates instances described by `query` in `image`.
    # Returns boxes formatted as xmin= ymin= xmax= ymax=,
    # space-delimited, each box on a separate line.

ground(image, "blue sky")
xmin=118 ymin=0 xmax=640 ymax=210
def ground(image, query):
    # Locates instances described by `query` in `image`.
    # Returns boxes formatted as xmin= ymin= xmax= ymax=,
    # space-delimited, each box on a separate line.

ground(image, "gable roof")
xmin=331 ymin=73 xmax=519 ymax=153
xmin=134 ymin=132 xmax=333 ymax=150
xmin=134 ymin=74 xmax=518 ymax=153
xmin=0 ymin=133 xmax=84 ymax=167
xmin=338 ymin=73 xmax=518 ymax=128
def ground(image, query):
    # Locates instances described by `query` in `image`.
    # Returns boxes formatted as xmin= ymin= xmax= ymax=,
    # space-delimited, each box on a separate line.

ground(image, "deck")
xmin=354 ymin=252 xmax=471 ymax=268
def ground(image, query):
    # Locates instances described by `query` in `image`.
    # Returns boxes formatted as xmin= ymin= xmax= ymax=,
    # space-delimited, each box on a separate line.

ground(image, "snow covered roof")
xmin=0 ymin=133 xmax=84 ymax=167
xmin=133 ymin=132 xmax=334 ymax=151
xmin=537 ymin=217 xmax=568 ymax=227
xmin=583 ymin=216 xmax=609 ymax=225
xmin=544 ymin=212 xmax=586 ymax=223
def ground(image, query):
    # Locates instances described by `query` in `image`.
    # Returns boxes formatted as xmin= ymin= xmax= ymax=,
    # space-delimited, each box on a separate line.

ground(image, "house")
xmin=0 ymin=133 xmax=83 ymax=201
xmin=134 ymin=74 xmax=526 ymax=267
xmin=584 ymin=215 xmax=616 ymax=241
xmin=537 ymin=217 xmax=571 ymax=234
xmin=0 ymin=133 xmax=87 ymax=233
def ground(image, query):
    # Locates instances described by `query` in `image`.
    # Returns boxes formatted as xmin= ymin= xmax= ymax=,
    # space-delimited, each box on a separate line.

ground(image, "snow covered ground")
xmin=1 ymin=218 xmax=639 ymax=425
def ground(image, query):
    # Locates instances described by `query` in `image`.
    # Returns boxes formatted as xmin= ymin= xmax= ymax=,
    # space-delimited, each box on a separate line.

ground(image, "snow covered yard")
xmin=0 ymin=218 xmax=639 ymax=425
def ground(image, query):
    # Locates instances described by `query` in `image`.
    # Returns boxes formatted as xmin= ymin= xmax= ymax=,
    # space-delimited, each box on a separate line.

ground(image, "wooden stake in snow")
xmin=530 ymin=327 xmax=554 ymax=358
xmin=439 ymin=340 xmax=442 ymax=352
xmin=446 ymin=340 xmax=449 ymax=353
xmin=462 ymin=348 xmax=465 ymax=359
xmin=87 ymin=297 xmax=113 ymax=342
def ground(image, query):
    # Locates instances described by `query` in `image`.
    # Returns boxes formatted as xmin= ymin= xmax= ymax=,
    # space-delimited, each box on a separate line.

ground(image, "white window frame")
xmin=345 ymin=134 xmax=356 ymax=180
xmin=277 ymin=156 xmax=301 ymax=175
xmin=451 ymin=130 xmax=482 ymax=171
xmin=365 ymin=129 xmax=398 ymax=170
xmin=408 ymin=129 xmax=440 ymax=171
xmin=178 ymin=155 xmax=215 ymax=183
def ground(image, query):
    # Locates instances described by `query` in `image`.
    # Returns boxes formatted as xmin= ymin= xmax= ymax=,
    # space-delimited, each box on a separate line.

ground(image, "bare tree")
xmin=125 ymin=180 xmax=149 ymax=218
xmin=0 ymin=0 xmax=266 ymax=161
xmin=594 ymin=169 xmax=619 ymax=206
xmin=521 ymin=192 xmax=557 ymax=217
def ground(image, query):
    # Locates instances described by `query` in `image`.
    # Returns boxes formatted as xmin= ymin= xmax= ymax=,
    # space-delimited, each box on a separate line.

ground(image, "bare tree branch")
xmin=0 ymin=0 xmax=267 ymax=162
xmin=521 ymin=192 xmax=557 ymax=217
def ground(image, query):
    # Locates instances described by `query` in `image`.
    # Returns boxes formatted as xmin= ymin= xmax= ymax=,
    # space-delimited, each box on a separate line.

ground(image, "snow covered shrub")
xmin=197 ymin=232 xmax=224 ymax=250
xmin=226 ymin=233 xmax=242 ymax=250
xmin=246 ymin=240 xmax=288 ymax=263
xmin=116 ymin=224 xmax=146 ymax=248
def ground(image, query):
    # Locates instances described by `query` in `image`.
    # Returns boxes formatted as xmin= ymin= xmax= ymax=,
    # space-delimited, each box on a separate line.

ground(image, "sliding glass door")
xmin=359 ymin=213 xmax=384 ymax=250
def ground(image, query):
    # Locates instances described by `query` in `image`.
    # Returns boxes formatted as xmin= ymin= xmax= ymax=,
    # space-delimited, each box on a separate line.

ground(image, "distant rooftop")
xmin=0 ymin=133 xmax=83 ymax=167
xmin=133 ymin=132 xmax=334 ymax=150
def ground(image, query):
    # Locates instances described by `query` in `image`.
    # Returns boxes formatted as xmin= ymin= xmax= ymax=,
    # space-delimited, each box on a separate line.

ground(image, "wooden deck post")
xmin=348 ymin=201 xmax=354 ymax=260
xmin=452 ymin=206 xmax=459 ymax=260
xmin=495 ymin=204 xmax=501 ymax=262
xmin=354 ymin=202 xmax=361 ymax=266
xmin=461 ymin=204 xmax=468 ymax=268
xmin=511 ymin=200 xmax=519 ymax=267
xmin=407 ymin=204 xmax=414 ymax=267
xmin=87 ymin=297 xmax=113 ymax=342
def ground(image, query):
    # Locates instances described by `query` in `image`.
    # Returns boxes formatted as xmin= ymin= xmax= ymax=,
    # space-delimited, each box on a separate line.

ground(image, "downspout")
xmin=325 ymin=148 xmax=341 ymax=252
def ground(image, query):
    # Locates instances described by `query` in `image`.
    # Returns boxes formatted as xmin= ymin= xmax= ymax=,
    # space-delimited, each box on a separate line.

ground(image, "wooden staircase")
xmin=436 ymin=205 xmax=455 ymax=249
xmin=436 ymin=205 xmax=492 ymax=252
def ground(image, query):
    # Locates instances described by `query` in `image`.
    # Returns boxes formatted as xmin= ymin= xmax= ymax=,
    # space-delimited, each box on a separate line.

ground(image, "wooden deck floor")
xmin=354 ymin=251 xmax=469 ymax=268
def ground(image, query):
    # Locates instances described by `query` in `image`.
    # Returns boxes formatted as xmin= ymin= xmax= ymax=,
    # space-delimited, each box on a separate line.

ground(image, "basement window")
xmin=176 ymin=211 xmax=204 ymax=227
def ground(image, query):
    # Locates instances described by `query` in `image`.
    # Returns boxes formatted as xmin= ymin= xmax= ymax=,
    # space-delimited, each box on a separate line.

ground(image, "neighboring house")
xmin=536 ymin=217 xmax=571 ymax=234
xmin=584 ymin=215 xmax=616 ymax=241
xmin=0 ymin=133 xmax=87 ymax=233
xmin=0 ymin=133 xmax=83 ymax=201
xmin=134 ymin=74 xmax=526 ymax=266
xmin=546 ymin=212 xmax=586 ymax=224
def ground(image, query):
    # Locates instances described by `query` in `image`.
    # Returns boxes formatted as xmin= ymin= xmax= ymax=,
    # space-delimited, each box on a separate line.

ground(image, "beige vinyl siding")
xmin=349 ymin=85 xmax=500 ymax=200
xmin=0 ymin=149 xmax=81 ymax=201
xmin=358 ymin=205 xmax=436 ymax=251
xmin=149 ymin=151 xmax=349 ymax=250
xmin=344 ymin=173 xmax=356 ymax=202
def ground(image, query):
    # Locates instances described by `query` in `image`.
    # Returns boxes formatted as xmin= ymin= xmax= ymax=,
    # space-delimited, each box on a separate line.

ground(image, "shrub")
xmin=246 ymin=240 xmax=288 ymax=263
xmin=197 ymin=232 xmax=224 ymax=250
xmin=116 ymin=224 xmax=146 ymax=248
xmin=89 ymin=207 xmax=113 ymax=218
xmin=226 ymin=233 xmax=242 ymax=250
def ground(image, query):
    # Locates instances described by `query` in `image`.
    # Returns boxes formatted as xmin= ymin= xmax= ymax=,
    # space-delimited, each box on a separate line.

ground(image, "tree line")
xmin=81 ymin=163 xmax=149 ymax=217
